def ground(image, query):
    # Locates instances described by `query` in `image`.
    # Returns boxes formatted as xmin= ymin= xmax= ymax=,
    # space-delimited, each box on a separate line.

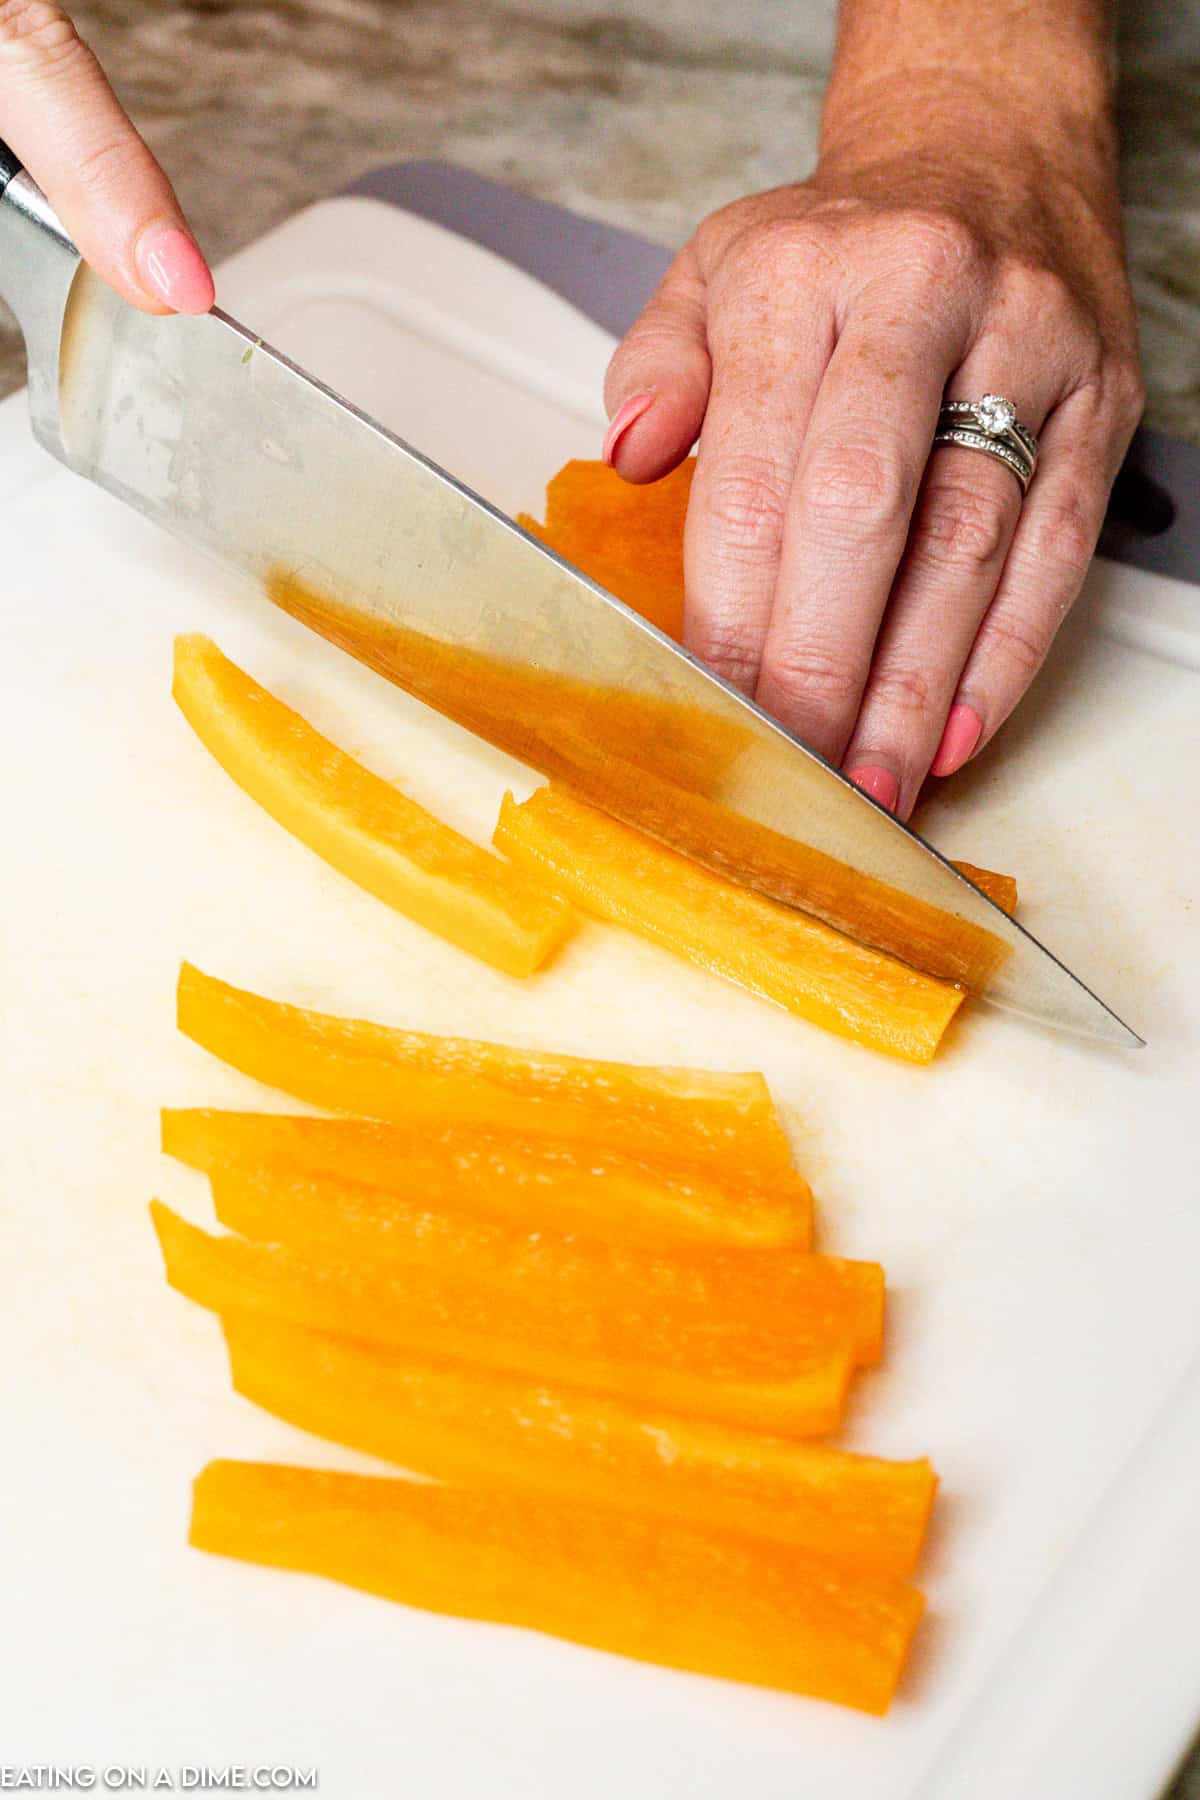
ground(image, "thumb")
xmin=602 ymin=242 xmax=711 ymax=483
xmin=0 ymin=3 xmax=213 ymax=314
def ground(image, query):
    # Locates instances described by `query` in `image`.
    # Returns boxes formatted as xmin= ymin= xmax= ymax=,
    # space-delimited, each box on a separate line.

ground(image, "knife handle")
xmin=0 ymin=138 xmax=83 ymax=462
xmin=0 ymin=137 xmax=23 ymax=197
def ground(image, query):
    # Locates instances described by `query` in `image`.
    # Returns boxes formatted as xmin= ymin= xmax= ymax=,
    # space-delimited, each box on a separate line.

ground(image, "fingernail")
xmin=930 ymin=703 xmax=983 ymax=777
xmin=602 ymin=391 xmax=655 ymax=466
xmin=136 ymin=226 xmax=215 ymax=314
xmin=847 ymin=765 xmax=900 ymax=812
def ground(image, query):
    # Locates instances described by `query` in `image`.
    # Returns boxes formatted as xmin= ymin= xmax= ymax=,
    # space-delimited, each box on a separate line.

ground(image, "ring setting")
xmin=933 ymin=393 xmax=1038 ymax=493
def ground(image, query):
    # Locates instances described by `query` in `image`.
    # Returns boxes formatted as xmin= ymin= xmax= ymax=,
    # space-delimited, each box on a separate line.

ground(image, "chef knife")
xmin=0 ymin=148 xmax=1141 ymax=1045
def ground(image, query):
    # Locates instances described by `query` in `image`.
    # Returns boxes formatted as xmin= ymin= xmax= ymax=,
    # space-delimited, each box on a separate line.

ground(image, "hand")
xmin=601 ymin=81 xmax=1143 ymax=818
xmin=0 ymin=1 xmax=212 ymax=313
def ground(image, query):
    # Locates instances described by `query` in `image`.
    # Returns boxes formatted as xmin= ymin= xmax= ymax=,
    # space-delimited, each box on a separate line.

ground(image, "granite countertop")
xmin=11 ymin=3 xmax=1200 ymax=1793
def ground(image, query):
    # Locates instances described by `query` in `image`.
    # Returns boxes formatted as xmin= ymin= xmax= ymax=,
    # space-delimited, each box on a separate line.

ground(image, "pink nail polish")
xmin=602 ymin=391 xmax=655 ymax=466
xmin=847 ymin=765 xmax=900 ymax=812
xmin=930 ymin=703 xmax=983 ymax=777
xmin=136 ymin=226 xmax=215 ymax=314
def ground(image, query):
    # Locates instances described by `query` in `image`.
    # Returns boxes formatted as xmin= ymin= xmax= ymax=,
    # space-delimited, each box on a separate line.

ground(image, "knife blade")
xmin=0 ymin=154 xmax=1141 ymax=1046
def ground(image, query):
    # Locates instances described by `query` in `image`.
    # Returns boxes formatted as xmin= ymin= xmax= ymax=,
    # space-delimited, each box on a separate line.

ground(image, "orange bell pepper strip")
xmin=521 ymin=470 xmax=1017 ymax=924
xmin=504 ymin=744 xmax=1015 ymax=993
xmin=265 ymin=568 xmax=748 ymax=799
xmin=222 ymin=1312 xmax=935 ymax=1578
xmin=190 ymin=1460 xmax=925 ymax=1713
xmin=161 ymin=1109 xmax=815 ymax=1251
xmin=175 ymin=962 xmax=797 ymax=1176
xmin=197 ymin=1162 xmax=882 ymax=1366
xmin=494 ymin=786 xmax=965 ymax=1062
xmin=952 ymin=861 xmax=1019 ymax=915
xmin=517 ymin=458 xmax=693 ymax=642
xmin=172 ymin=634 xmax=573 ymax=978
xmin=150 ymin=1203 xmax=854 ymax=1437
xmin=542 ymin=458 xmax=695 ymax=557
xmin=523 ymin=469 xmax=1015 ymax=910
xmin=516 ymin=513 xmax=685 ymax=642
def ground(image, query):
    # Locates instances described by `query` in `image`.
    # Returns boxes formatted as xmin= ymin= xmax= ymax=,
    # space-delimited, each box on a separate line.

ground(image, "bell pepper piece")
xmin=516 ymin=512 xmax=685 ymax=642
xmin=175 ymin=962 xmax=796 ymax=1175
xmin=221 ymin=1313 xmax=935 ymax=1577
xmin=199 ymin=1162 xmax=881 ymax=1365
xmin=543 ymin=457 xmax=695 ymax=554
xmin=266 ymin=569 xmax=748 ymax=798
xmin=521 ymin=474 xmax=1017 ymax=927
xmin=523 ymin=748 xmax=1013 ymax=992
xmin=528 ymin=466 xmax=1009 ymax=919
xmin=172 ymin=634 xmax=572 ymax=978
xmin=517 ymin=459 xmax=693 ymax=642
xmin=494 ymin=786 xmax=965 ymax=1062
xmin=150 ymin=1203 xmax=853 ymax=1436
xmin=190 ymin=1460 xmax=925 ymax=1713
xmin=161 ymin=1109 xmax=814 ymax=1251
xmin=952 ymin=861 xmax=1019 ymax=915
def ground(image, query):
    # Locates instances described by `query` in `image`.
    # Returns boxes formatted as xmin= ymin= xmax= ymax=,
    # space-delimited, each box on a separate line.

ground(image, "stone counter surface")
xmin=6 ymin=3 xmax=1198 ymax=1794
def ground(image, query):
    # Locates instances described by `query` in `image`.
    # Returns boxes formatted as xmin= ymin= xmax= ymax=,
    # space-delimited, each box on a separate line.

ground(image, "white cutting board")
xmin=3 ymin=196 xmax=1199 ymax=1800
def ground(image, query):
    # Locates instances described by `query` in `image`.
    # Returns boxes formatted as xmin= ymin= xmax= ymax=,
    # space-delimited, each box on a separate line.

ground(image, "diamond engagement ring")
xmin=933 ymin=393 xmax=1039 ymax=494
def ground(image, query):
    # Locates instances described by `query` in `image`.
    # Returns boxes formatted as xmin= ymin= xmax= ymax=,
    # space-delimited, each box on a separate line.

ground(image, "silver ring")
xmin=933 ymin=393 xmax=1038 ymax=494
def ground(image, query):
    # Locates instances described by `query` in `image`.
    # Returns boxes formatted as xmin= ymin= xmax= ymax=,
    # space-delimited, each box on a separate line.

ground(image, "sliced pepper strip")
xmin=494 ymin=786 xmax=965 ymax=1063
xmin=190 ymin=1459 xmax=925 ymax=1713
xmin=151 ymin=1202 xmax=853 ymax=1437
xmin=266 ymin=569 xmax=749 ymax=798
xmin=524 ymin=468 xmax=1017 ymax=925
xmin=516 ymin=513 xmax=685 ymax=642
xmin=176 ymin=962 xmax=796 ymax=1175
xmin=543 ymin=458 xmax=695 ymax=561
xmin=952 ymin=861 xmax=1019 ymax=916
xmin=162 ymin=1109 xmax=814 ymax=1251
xmin=222 ymin=1312 xmax=935 ymax=1577
xmin=518 ymin=457 xmax=693 ymax=642
xmin=200 ymin=1162 xmax=881 ymax=1366
xmin=172 ymin=634 xmax=572 ymax=978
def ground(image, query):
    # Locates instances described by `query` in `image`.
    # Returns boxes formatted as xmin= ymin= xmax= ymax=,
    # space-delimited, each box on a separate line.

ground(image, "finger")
xmin=601 ymin=243 xmax=711 ymax=482
xmin=840 ymin=370 xmax=1057 ymax=818
xmin=930 ymin=384 xmax=1135 ymax=777
xmin=754 ymin=288 xmax=971 ymax=763
xmin=679 ymin=234 xmax=836 ymax=693
xmin=0 ymin=2 xmax=213 ymax=313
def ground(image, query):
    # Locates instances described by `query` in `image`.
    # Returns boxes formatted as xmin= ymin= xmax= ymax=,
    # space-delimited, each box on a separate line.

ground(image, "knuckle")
xmin=864 ymin=661 xmax=936 ymax=721
xmin=700 ymin=458 xmax=790 ymax=559
xmin=0 ymin=1 xmax=80 ymax=64
xmin=910 ymin=476 xmax=1012 ymax=575
xmin=72 ymin=131 xmax=136 ymax=198
xmin=976 ymin=610 xmax=1054 ymax=685
xmin=801 ymin=440 xmax=912 ymax=542
xmin=723 ymin=215 xmax=831 ymax=287
xmin=896 ymin=207 xmax=983 ymax=282
xmin=1022 ymin=492 xmax=1100 ymax=584
xmin=629 ymin=306 xmax=687 ymax=355
xmin=690 ymin=619 xmax=762 ymax=693
xmin=1107 ymin=357 xmax=1146 ymax=429
xmin=691 ymin=197 xmax=755 ymax=263
xmin=759 ymin=640 xmax=862 ymax=713
xmin=1058 ymin=376 xmax=1109 ymax=433
xmin=603 ymin=324 xmax=678 ymax=409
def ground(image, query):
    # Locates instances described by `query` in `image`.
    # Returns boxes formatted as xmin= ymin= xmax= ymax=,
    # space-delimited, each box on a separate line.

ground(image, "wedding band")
xmin=933 ymin=393 xmax=1038 ymax=494
xmin=932 ymin=426 xmax=1035 ymax=492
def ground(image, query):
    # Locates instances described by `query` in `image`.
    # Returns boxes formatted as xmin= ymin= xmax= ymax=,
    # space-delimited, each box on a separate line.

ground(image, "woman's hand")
xmin=0 ymin=1 xmax=212 ymax=312
xmin=602 ymin=19 xmax=1142 ymax=819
